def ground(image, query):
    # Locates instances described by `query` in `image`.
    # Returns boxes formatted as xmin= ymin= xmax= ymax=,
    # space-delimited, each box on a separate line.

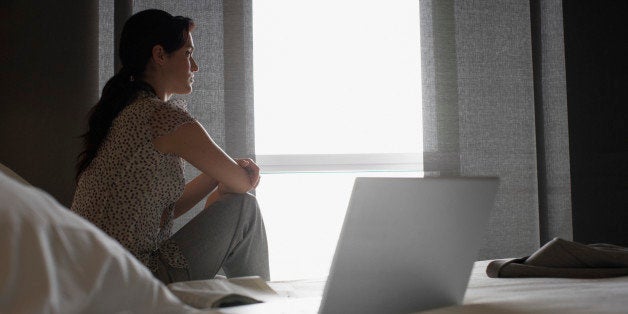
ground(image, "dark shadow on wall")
xmin=563 ymin=0 xmax=628 ymax=246
xmin=1 ymin=1 xmax=99 ymax=206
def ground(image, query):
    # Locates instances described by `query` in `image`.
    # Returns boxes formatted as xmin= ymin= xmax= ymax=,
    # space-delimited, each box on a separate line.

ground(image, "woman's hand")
xmin=235 ymin=158 xmax=261 ymax=189
xmin=216 ymin=159 xmax=260 ymax=195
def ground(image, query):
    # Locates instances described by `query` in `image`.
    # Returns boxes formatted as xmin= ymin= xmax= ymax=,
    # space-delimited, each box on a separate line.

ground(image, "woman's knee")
xmin=222 ymin=193 xmax=261 ymax=217
xmin=231 ymin=192 xmax=257 ymax=203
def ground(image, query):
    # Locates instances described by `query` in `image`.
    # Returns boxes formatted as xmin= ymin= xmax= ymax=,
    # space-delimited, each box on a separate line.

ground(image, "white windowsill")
xmin=256 ymin=153 xmax=422 ymax=173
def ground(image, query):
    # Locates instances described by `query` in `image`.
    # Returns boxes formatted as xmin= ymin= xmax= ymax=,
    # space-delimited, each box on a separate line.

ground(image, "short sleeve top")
xmin=71 ymin=91 xmax=196 ymax=272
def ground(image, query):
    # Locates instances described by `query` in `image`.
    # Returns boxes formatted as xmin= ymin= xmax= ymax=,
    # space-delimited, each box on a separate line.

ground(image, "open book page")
xmin=267 ymin=278 xmax=327 ymax=298
xmin=167 ymin=276 xmax=279 ymax=309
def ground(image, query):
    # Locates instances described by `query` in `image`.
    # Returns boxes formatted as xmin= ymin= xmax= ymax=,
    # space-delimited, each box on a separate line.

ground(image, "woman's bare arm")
xmin=173 ymin=173 xmax=218 ymax=218
xmin=153 ymin=121 xmax=254 ymax=194
xmin=174 ymin=157 xmax=260 ymax=217
xmin=202 ymin=158 xmax=261 ymax=209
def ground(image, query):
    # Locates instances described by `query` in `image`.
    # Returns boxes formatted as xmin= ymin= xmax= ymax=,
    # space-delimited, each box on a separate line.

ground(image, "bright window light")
xmin=253 ymin=0 xmax=422 ymax=280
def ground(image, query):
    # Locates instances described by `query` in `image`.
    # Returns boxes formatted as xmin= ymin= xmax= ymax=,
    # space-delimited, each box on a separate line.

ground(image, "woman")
xmin=71 ymin=9 xmax=269 ymax=283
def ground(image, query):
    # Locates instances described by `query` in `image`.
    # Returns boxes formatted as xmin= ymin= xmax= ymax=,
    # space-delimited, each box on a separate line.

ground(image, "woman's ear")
xmin=151 ymin=45 xmax=168 ymax=65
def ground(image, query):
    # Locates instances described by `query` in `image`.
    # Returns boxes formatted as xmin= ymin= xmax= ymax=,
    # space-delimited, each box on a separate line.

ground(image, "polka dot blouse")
xmin=71 ymin=91 xmax=196 ymax=272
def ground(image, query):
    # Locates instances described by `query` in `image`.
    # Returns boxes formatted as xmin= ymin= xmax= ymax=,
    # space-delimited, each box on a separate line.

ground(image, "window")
xmin=253 ymin=0 xmax=422 ymax=280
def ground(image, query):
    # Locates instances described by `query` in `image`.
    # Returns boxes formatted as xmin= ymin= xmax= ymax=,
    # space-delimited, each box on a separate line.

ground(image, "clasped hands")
xmin=217 ymin=158 xmax=261 ymax=195
xmin=236 ymin=158 xmax=261 ymax=189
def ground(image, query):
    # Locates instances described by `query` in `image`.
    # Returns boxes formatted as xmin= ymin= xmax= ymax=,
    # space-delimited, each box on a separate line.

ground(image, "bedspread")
xmin=219 ymin=260 xmax=628 ymax=313
xmin=423 ymin=260 xmax=628 ymax=313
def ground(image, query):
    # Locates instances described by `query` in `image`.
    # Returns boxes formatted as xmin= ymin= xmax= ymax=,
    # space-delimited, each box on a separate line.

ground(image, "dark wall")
xmin=1 ymin=1 xmax=99 ymax=206
xmin=563 ymin=1 xmax=628 ymax=245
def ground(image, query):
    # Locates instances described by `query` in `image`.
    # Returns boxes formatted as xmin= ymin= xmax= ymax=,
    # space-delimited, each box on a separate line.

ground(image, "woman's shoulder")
xmin=138 ymin=96 xmax=196 ymax=138
xmin=118 ymin=92 xmax=195 ymax=136
xmin=132 ymin=91 xmax=189 ymax=113
xmin=130 ymin=90 xmax=163 ymax=108
xmin=123 ymin=92 xmax=179 ymax=118
xmin=111 ymin=92 xmax=161 ymax=129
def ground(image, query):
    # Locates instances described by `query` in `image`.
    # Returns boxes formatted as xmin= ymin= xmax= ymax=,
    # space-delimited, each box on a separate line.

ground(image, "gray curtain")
xmin=420 ymin=0 xmax=572 ymax=259
xmin=100 ymin=0 xmax=255 ymax=231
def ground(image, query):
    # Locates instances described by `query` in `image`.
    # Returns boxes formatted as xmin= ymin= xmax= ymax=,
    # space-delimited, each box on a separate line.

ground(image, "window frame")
xmin=256 ymin=153 xmax=422 ymax=173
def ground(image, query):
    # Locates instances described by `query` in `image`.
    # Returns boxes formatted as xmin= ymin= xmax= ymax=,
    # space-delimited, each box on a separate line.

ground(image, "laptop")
xmin=222 ymin=177 xmax=498 ymax=314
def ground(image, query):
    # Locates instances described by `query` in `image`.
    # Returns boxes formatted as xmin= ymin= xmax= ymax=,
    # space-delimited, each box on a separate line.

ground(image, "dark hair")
xmin=76 ymin=9 xmax=194 ymax=181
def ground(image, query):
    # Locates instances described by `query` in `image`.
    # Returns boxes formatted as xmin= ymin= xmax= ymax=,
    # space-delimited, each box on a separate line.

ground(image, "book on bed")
xmin=166 ymin=276 xmax=279 ymax=309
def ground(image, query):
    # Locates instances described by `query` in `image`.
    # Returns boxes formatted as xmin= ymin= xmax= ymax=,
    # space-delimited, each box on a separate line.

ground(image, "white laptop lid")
xmin=318 ymin=177 xmax=498 ymax=314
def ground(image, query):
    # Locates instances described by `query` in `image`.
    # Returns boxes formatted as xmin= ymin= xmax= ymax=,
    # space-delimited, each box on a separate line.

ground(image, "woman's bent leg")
xmin=170 ymin=193 xmax=270 ymax=281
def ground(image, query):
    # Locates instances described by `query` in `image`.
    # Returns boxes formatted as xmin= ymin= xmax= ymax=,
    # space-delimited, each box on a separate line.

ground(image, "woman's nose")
xmin=191 ymin=57 xmax=199 ymax=72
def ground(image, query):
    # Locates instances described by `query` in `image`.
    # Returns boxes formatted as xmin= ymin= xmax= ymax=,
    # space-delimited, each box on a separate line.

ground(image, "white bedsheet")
xmin=222 ymin=261 xmax=628 ymax=313
xmin=423 ymin=260 xmax=628 ymax=313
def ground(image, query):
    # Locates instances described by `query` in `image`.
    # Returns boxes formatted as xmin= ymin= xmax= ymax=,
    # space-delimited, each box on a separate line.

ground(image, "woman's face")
xmin=162 ymin=31 xmax=199 ymax=96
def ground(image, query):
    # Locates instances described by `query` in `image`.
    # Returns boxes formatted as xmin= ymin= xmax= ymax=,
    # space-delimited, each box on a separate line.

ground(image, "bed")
xmin=216 ymin=261 xmax=628 ymax=313
xmin=1 ymin=163 xmax=627 ymax=313
xmin=430 ymin=261 xmax=628 ymax=313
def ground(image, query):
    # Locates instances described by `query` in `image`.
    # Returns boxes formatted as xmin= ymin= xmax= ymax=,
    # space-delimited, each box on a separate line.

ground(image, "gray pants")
xmin=156 ymin=193 xmax=270 ymax=283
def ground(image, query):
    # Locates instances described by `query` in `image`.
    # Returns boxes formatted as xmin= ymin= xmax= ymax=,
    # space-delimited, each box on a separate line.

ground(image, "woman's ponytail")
xmin=75 ymin=68 xmax=141 ymax=180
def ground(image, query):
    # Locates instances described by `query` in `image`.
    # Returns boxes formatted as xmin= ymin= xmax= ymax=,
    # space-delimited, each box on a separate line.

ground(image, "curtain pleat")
xmin=222 ymin=0 xmax=256 ymax=160
xmin=420 ymin=0 xmax=462 ymax=175
xmin=99 ymin=0 xmax=255 ymax=231
xmin=114 ymin=1 xmax=134 ymax=72
xmin=99 ymin=0 xmax=115 ymax=93
xmin=530 ymin=0 xmax=573 ymax=245
xmin=420 ymin=0 xmax=572 ymax=259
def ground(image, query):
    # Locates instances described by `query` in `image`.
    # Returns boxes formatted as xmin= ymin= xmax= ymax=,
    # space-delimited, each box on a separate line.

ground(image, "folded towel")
xmin=486 ymin=238 xmax=628 ymax=278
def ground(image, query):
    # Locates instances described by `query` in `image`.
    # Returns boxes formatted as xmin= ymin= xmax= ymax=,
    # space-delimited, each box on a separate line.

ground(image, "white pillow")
xmin=0 ymin=172 xmax=197 ymax=313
